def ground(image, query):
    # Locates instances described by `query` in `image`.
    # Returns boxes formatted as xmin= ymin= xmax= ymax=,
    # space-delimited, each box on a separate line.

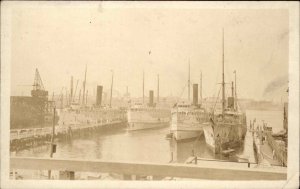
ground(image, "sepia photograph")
xmin=1 ymin=1 xmax=299 ymax=189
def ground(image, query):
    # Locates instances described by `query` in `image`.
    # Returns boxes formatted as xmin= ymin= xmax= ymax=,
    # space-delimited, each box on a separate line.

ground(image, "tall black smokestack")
xmin=149 ymin=90 xmax=154 ymax=107
xmin=227 ymin=97 xmax=234 ymax=109
xmin=96 ymin=85 xmax=103 ymax=106
xmin=193 ymin=84 xmax=198 ymax=106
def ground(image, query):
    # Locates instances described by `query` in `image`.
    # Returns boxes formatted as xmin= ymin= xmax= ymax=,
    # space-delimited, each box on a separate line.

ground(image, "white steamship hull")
xmin=171 ymin=111 xmax=208 ymax=141
xmin=127 ymin=121 xmax=169 ymax=131
xmin=171 ymin=120 xmax=204 ymax=141
xmin=58 ymin=107 xmax=126 ymax=128
xmin=173 ymin=129 xmax=203 ymax=141
xmin=127 ymin=108 xmax=171 ymax=131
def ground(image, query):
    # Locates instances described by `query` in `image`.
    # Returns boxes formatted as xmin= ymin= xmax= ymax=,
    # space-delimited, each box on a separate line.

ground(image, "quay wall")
xmin=10 ymin=120 xmax=127 ymax=152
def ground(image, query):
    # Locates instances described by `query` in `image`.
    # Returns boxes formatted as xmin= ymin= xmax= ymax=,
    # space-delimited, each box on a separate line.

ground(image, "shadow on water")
xmin=125 ymin=126 xmax=170 ymax=138
xmin=16 ymin=123 xmax=244 ymax=163
xmin=169 ymin=135 xmax=244 ymax=163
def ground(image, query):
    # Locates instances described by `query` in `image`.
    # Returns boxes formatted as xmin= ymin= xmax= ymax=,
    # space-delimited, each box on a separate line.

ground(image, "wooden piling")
xmin=48 ymin=107 xmax=56 ymax=179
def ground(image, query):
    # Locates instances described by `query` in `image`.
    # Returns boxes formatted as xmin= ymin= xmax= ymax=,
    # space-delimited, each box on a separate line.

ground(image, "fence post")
xmin=59 ymin=170 xmax=75 ymax=180
xmin=123 ymin=174 xmax=132 ymax=180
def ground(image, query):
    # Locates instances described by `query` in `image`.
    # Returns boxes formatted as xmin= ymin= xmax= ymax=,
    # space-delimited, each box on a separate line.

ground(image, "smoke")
xmin=263 ymin=74 xmax=288 ymax=97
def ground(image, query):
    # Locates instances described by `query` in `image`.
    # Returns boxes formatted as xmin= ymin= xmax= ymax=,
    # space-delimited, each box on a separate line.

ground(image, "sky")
xmin=10 ymin=5 xmax=289 ymax=102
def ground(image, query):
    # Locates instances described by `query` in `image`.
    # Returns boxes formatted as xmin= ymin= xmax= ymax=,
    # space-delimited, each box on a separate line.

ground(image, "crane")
xmin=31 ymin=68 xmax=48 ymax=99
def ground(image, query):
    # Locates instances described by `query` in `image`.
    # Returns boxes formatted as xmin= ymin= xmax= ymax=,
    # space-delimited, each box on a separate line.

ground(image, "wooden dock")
xmin=10 ymin=119 xmax=126 ymax=152
xmin=251 ymin=124 xmax=287 ymax=167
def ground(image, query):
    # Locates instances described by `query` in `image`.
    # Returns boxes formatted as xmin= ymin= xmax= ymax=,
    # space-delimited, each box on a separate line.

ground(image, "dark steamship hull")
xmin=202 ymin=121 xmax=246 ymax=154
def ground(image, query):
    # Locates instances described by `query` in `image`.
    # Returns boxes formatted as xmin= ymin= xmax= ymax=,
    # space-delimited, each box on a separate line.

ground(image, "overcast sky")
xmin=10 ymin=5 xmax=289 ymax=101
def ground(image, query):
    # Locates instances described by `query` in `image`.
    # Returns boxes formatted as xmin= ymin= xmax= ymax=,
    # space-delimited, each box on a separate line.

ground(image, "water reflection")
xmin=15 ymin=110 xmax=284 ymax=164
xmin=169 ymin=136 xmax=241 ymax=163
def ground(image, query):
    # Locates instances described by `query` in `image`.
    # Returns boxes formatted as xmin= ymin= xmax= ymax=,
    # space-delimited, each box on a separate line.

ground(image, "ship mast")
xmin=200 ymin=71 xmax=202 ymax=104
xmin=70 ymin=76 xmax=73 ymax=104
xmin=86 ymin=90 xmax=88 ymax=105
xmin=143 ymin=71 xmax=145 ymax=104
xmin=222 ymin=28 xmax=225 ymax=115
xmin=188 ymin=60 xmax=190 ymax=101
xmin=110 ymin=70 xmax=114 ymax=108
xmin=157 ymin=74 xmax=159 ymax=103
xmin=78 ymin=89 xmax=81 ymax=104
xmin=82 ymin=65 xmax=87 ymax=106
xmin=231 ymin=81 xmax=234 ymax=97
xmin=60 ymin=93 xmax=63 ymax=109
xmin=73 ymin=80 xmax=79 ymax=103
xmin=65 ymin=89 xmax=68 ymax=107
xmin=234 ymin=70 xmax=238 ymax=111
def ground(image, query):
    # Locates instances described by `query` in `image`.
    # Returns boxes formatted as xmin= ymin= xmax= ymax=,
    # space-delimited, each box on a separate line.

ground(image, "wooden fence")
xmin=10 ymin=157 xmax=286 ymax=180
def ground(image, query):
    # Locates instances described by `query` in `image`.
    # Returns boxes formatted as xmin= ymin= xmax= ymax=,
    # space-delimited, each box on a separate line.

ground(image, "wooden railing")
xmin=10 ymin=157 xmax=286 ymax=180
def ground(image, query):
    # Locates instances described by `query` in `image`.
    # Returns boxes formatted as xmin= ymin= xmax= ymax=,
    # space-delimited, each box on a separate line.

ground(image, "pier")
xmin=249 ymin=120 xmax=287 ymax=167
xmin=10 ymin=119 xmax=126 ymax=152
xmin=253 ymin=130 xmax=286 ymax=167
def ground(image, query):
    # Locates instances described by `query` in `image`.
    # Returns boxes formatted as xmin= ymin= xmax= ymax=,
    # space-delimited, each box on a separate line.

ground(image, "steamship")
xmin=127 ymin=90 xmax=171 ymax=131
xmin=202 ymin=30 xmax=247 ymax=154
xmin=170 ymin=63 xmax=209 ymax=141
xmin=127 ymin=73 xmax=171 ymax=131
xmin=57 ymin=68 xmax=126 ymax=129
xmin=171 ymin=84 xmax=209 ymax=141
xmin=58 ymin=104 xmax=126 ymax=129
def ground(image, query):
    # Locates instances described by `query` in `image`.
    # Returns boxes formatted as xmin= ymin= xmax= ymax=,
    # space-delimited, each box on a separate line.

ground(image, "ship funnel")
xmin=149 ymin=90 xmax=154 ymax=107
xmin=96 ymin=85 xmax=103 ymax=106
xmin=227 ymin=97 xmax=234 ymax=109
xmin=193 ymin=84 xmax=198 ymax=106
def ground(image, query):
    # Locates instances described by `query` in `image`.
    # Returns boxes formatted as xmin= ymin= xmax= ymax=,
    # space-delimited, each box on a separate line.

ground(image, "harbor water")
xmin=15 ymin=109 xmax=284 ymax=164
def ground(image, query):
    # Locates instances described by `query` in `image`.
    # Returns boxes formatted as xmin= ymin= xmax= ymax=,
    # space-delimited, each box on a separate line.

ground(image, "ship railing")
xmin=36 ymin=128 xmax=44 ymax=136
xmin=35 ymin=128 xmax=43 ymax=136
xmin=34 ymin=128 xmax=43 ymax=136
xmin=27 ymin=129 xmax=35 ymax=138
xmin=28 ymin=129 xmax=34 ymax=138
xmin=18 ymin=129 xmax=29 ymax=139
xmin=45 ymin=127 xmax=52 ymax=134
xmin=42 ymin=127 xmax=51 ymax=135
xmin=56 ymin=126 xmax=67 ymax=134
xmin=10 ymin=130 xmax=19 ymax=140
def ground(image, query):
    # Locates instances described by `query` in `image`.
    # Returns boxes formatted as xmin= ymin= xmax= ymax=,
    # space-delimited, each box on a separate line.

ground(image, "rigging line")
xmin=236 ymin=98 xmax=245 ymax=113
xmin=179 ymin=84 xmax=187 ymax=98
xmin=233 ymin=83 xmax=245 ymax=112
xmin=213 ymin=87 xmax=221 ymax=113
xmin=176 ymin=83 xmax=188 ymax=104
